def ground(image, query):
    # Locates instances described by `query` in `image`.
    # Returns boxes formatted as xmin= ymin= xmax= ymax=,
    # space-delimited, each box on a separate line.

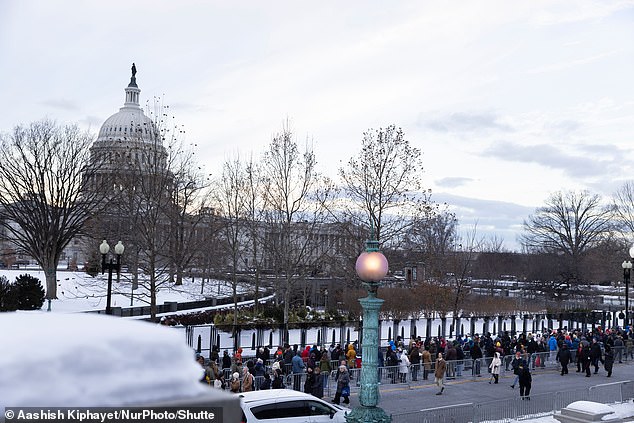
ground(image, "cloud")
xmin=432 ymin=192 xmax=535 ymax=251
xmin=435 ymin=177 xmax=474 ymax=188
xmin=483 ymin=141 xmax=616 ymax=179
xmin=39 ymin=99 xmax=79 ymax=111
xmin=420 ymin=111 xmax=513 ymax=133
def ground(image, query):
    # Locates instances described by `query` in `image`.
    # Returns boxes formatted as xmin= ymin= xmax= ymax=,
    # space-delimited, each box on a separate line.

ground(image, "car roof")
xmin=238 ymin=389 xmax=316 ymax=404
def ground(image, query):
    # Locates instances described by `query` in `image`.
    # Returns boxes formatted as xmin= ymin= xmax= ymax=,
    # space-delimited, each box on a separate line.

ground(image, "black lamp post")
xmin=100 ymin=240 xmax=125 ymax=315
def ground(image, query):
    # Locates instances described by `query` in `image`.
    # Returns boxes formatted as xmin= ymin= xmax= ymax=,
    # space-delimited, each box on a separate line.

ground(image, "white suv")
xmin=239 ymin=389 xmax=350 ymax=422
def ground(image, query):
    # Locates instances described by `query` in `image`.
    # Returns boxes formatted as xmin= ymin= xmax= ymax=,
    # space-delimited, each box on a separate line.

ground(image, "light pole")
xmin=346 ymin=233 xmax=391 ymax=423
xmin=100 ymin=240 xmax=125 ymax=315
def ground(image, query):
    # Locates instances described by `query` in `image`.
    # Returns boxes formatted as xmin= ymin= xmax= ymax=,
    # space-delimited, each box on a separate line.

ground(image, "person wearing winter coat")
xmin=229 ymin=372 xmax=241 ymax=393
xmin=471 ymin=342 xmax=483 ymax=377
xmin=346 ymin=344 xmax=357 ymax=369
xmin=259 ymin=372 xmax=271 ymax=390
xmin=510 ymin=351 xmax=526 ymax=389
xmin=518 ymin=364 xmax=532 ymax=400
xmin=222 ymin=350 xmax=232 ymax=370
xmin=333 ymin=365 xmax=350 ymax=405
xmin=254 ymin=358 xmax=266 ymax=389
xmin=292 ymin=351 xmax=306 ymax=391
xmin=272 ymin=369 xmax=284 ymax=389
xmin=604 ymin=345 xmax=614 ymax=377
xmin=410 ymin=345 xmax=421 ymax=381
xmin=312 ymin=367 xmax=324 ymax=398
xmin=422 ymin=348 xmax=432 ymax=380
xmin=590 ymin=338 xmax=603 ymax=374
xmin=398 ymin=349 xmax=410 ymax=383
xmin=304 ymin=367 xmax=314 ymax=394
xmin=434 ymin=352 xmax=447 ymax=395
xmin=489 ymin=352 xmax=502 ymax=384
xmin=242 ymin=367 xmax=254 ymax=392
xmin=557 ymin=344 xmax=572 ymax=376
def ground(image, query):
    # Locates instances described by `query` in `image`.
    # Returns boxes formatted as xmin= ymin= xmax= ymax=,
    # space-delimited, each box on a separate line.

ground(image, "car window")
xmin=276 ymin=400 xmax=311 ymax=419
xmin=307 ymin=400 xmax=334 ymax=416
xmin=251 ymin=403 xmax=277 ymax=420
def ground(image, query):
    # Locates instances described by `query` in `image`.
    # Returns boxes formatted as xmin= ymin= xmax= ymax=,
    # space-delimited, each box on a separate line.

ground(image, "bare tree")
xmin=338 ymin=125 xmax=434 ymax=248
xmin=0 ymin=120 xmax=108 ymax=301
xmin=613 ymin=181 xmax=634 ymax=239
xmin=404 ymin=208 xmax=457 ymax=281
xmin=242 ymin=155 xmax=267 ymax=313
xmin=447 ymin=224 xmax=482 ymax=330
xmin=167 ymin=150 xmax=212 ymax=287
xmin=213 ymin=155 xmax=249 ymax=339
xmin=260 ymin=124 xmax=335 ymax=341
xmin=521 ymin=190 xmax=614 ymax=290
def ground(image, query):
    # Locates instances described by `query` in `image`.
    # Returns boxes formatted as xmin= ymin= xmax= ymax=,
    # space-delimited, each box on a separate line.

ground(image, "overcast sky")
xmin=1 ymin=0 xmax=633 ymax=251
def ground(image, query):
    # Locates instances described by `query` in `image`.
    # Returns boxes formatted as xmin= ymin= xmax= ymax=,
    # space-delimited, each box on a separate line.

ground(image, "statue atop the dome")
xmin=128 ymin=63 xmax=138 ymax=88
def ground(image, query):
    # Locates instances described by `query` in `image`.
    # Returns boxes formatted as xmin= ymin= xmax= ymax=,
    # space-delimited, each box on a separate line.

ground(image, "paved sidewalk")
xmin=342 ymin=360 xmax=634 ymax=417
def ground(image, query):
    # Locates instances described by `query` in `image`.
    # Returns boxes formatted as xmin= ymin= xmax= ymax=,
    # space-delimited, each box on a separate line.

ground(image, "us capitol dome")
xmin=90 ymin=63 xmax=167 ymax=174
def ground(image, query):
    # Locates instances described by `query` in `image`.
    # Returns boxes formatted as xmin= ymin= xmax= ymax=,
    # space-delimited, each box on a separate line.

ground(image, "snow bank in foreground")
xmin=493 ymin=400 xmax=634 ymax=422
xmin=0 ymin=312 xmax=207 ymax=406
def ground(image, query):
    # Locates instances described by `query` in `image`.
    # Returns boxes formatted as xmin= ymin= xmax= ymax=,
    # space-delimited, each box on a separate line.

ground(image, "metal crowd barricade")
xmin=390 ymin=403 xmax=474 ymax=423
xmin=392 ymin=380 xmax=634 ymax=423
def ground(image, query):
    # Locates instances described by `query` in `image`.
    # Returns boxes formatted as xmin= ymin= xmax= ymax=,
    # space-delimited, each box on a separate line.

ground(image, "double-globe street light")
xmin=100 ymin=240 xmax=125 ymax=315
xmin=622 ymin=244 xmax=634 ymax=329
xmin=346 ymin=233 xmax=391 ymax=423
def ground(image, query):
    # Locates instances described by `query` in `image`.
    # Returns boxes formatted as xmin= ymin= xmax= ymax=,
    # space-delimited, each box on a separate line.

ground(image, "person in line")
xmin=333 ymin=365 xmax=350 ymax=405
xmin=242 ymin=367 xmax=254 ymax=392
xmin=312 ymin=367 xmax=324 ymax=398
xmin=230 ymin=372 xmax=241 ymax=393
xmin=604 ymin=345 xmax=615 ymax=378
xmin=422 ymin=347 xmax=432 ymax=381
xmin=271 ymin=369 xmax=285 ymax=389
xmin=489 ymin=351 xmax=501 ymax=384
xmin=398 ymin=348 xmax=410 ymax=383
xmin=292 ymin=350 xmax=305 ymax=391
xmin=319 ymin=349 xmax=331 ymax=390
xmin=410 ymin=344 xmax=420 ymax=381
xmin=434 ymin=352 xmax=447 ymax=395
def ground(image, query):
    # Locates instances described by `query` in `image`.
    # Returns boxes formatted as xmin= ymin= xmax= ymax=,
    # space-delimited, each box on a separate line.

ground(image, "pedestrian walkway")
xmin=344 ymin=359 xmax=634 ymax=422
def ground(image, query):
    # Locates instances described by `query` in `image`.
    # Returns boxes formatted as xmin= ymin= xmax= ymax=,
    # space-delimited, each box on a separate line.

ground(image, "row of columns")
xmin=190 ymin=311 xmax=623 ymax=353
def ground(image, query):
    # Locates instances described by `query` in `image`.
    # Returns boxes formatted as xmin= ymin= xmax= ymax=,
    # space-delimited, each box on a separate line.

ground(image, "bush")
xmin=12 ymin=274 xmax=45 ymax=310
xmin=0 ymin=274 xmax=44 ymax=311
xmin=0 ymin=276 xmax=18 ymax=311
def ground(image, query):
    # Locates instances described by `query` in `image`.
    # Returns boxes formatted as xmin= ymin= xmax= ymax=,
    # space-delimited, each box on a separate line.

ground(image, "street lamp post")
xmin=345 ymin=234 xmax=391 ymax=423
xmin=100 ymin=240 xmax=125 ymax=315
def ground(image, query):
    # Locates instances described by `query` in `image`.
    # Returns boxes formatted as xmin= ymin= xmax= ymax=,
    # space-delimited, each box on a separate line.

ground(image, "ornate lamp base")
xmin=345 ymin=405 xmax=391 ymax=423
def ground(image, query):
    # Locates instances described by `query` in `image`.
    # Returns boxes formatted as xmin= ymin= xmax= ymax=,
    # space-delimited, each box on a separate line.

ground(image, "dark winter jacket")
xmin=604 ymin=349 xmax=614 ymax=373
xmin=557 ymin=345 xmax=572 ymax=365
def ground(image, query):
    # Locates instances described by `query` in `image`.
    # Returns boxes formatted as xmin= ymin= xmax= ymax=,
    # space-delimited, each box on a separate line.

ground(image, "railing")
xmin=391 ymin=380 xmax=634 ymax=423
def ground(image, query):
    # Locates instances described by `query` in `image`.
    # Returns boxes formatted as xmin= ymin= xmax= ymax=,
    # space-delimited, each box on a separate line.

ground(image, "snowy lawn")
xmin=0 ymin=268 xmax=249 ymax=313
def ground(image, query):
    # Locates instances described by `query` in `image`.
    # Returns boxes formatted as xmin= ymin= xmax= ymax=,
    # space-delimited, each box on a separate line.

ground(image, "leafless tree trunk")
xmin=214 ymin=155 xmax=249 ymax=337
xmin=243 ymin=156 xmax=267 ymax=313
xmin=0 ymin=120 xmax=108 ymax=301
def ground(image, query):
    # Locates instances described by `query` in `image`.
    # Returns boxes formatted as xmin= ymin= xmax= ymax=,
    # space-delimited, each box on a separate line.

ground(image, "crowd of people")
xmin=194 ymin=326 xmax=634 ymax=402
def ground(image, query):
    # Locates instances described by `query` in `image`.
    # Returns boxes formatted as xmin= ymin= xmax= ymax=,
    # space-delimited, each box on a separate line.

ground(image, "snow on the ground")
xmin=0 ymin=268 xmax=252 ymax=313
xmin=0 ymin=312 xmax=208 ymax=407
xmin=492 ymin=400 xmax=634 ymax=422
